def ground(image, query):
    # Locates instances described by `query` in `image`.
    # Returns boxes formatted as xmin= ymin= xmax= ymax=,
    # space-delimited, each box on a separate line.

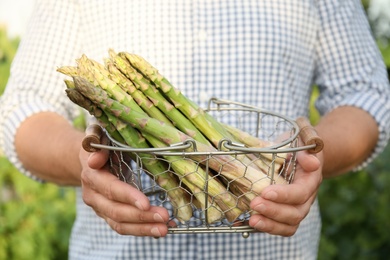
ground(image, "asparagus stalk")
xmin=144 ymin=133 xmax=230 ymax=223
xmin=123 ymin=52 xmax=234 ymax=147
xmin=122 ymin=52 xmax=262 ymax=170
xmin=73 ymin=77 xmax=249 ymax=217
xmin=110 ymin=51 xmax=211 ymax=145
xmin=77 ymin=56 xmax=149 ymax=116
xmin=61 ymin=52 xmax=291 ymax=224
xmin=223 ymin=123 xmax=287 ymax=164
xmin=65 ymin=87 xmax=124 ymax=142
xmin=142 ymin=132 xmax=235 ymax=223
xmin=73 ymin=76 xmax=287 ymax=194
xmin=103 ymin=113 xmax=194 ymax=222
xmin=65 ymin=87 xmax=194 ymax=222
xmin=104 ymin=58 xmax=175 ymax=126
xmin=57 ymin=66 xmax=78 ymax=77
xmin=180 ymin=179 xmax=224 ymax=223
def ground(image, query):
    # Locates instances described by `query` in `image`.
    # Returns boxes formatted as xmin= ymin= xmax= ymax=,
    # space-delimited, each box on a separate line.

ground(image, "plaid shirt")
xmin=1 ymin=0 xmax=389 ymax=259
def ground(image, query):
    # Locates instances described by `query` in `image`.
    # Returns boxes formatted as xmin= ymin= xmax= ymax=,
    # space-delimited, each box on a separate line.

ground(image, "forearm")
xmin=315 ymin=106 xmax=379 ymax=178
xmin=14 ymin=112 xmax=84 ymax=185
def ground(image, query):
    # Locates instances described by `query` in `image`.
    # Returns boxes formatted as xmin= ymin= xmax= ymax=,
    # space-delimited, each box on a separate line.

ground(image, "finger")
xmin=86 ymin=134 xmax=110 ymax=169
xmin=105 ymin=218 xmax=169 ymax=237
xmin=81 ymin=169 xmax=151 ymax=211
xmin=88 ymin=149 xmax=110 ymax=169
xmin=249 ymin=213 xmax=299 ymax=237
xmin=92 ymin=190 xmax=169 ymax=224
xmin=258 ymin=163 xmax=322 ymax=205
xmin=258 ymin=177 xmax=320 ymax=206
xmin=250 ymin=195 xmax=312 ymax=226
xmin=296 ymin=151 xmax=321 ymax=172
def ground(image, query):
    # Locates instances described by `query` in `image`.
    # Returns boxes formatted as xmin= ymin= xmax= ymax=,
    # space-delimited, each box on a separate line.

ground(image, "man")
xmin=1 ymin=0 xmax=389 ymax=259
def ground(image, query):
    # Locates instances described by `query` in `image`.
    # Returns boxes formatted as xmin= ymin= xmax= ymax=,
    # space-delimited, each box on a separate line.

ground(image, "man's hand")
xmin=79 ymin=147 xmax=170 ymax=237
xmin=249 ymin=150 xmax=323 ymax=236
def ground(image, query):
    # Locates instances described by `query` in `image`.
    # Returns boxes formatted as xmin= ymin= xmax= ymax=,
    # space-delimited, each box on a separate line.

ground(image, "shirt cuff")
xmin=317 ymin=90 xmax=390 ymax=170
xmin=1 ymin=99 xmax=71 ymax=181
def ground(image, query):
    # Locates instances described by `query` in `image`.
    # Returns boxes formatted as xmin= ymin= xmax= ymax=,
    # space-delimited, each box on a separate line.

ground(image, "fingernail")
xmin=151 ymin=227 xmax=162 ymax=237
xmin=154 ymin=213 xmax=164 ymax=222
xmin=263 ymin=191 xmax=277 ymax=200
xmin=254 ymin=203 xmax=266 ymax=213
xmin=135 ymin=201 xmax=144 ymax=210
xmin=255 ymin=219 xmax=265 ymax=230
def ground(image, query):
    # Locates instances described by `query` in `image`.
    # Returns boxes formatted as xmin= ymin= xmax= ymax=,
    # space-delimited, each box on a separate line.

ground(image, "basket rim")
xmin=90 ymin=98 xmax=316 ymax=155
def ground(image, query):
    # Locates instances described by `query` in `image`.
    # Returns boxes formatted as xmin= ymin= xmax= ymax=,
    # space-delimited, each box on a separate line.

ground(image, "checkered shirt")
xmin=1 ymin=0 xmax=389 ymax=259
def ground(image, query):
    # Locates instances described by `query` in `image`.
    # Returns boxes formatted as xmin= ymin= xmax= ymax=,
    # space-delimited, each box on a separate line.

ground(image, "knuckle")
xmin=108 ymin=206 xmax=120 ymax=221
xmin=112 ymin=223 xmax=126 ymax=235
xmin=266 ymin=205 xmax=278 ymax=219
xmin=103 ymin=180 xmax=116 ymax=201
xmin=283 ymin=227 xmax=298 ymax=237
xmin=139 ymin=227 xmax=151 ymax=236
xmin=81 ymin=189 xmax=93 ymax=206
xmin=136 ymin=211 xmax=147 ymax=222
xmin=80 ymin=170 xmax=93 ymax=187
xmin=290 ymin=210 xmax=305 ymax=226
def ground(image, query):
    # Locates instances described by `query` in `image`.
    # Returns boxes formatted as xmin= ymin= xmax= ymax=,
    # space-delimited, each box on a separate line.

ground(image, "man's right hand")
xmin=79 ymin=147 xmax=170 ymax=237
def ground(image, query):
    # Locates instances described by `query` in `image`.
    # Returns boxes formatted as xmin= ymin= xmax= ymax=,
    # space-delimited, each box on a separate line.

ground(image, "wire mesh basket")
xmin=82 ymin=98 xmax=323 ymax=237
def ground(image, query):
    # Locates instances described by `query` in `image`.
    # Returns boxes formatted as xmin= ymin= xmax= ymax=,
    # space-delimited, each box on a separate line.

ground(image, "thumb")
xmin=88 ymin=149 xmax=110 ymax=169
xmin=296 ymin=151 xmax=321 ymax=172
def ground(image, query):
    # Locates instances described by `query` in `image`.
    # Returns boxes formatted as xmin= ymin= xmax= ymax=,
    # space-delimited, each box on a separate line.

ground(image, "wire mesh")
xmin=91 ymin=99 xmax=313 ymax=236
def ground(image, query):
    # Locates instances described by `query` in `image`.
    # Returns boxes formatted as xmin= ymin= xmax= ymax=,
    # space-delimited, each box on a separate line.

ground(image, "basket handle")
xmin=296 ymin=117 xmax=324 ymax=154
xmin=82 ymin=124 xmax=103 ymax=152
xmin=81 ymin=119 xmax=325 ymax=154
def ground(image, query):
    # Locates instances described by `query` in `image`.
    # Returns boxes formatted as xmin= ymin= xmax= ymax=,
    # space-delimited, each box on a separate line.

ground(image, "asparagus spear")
xmin=121 ymin=52 xmax=263 ymax=170
xmin=110 ymin=51 xmax=211 ymax=145
xmin=57 ymin=66 xmax=78 ymax=77
xmin=103 ymin=58 xmax=177 ymax=127
xmin=65 ymin=87 xmax=194 ymax=222
xmin=223 ymin=123 xmax=287 ymax=164
xmin=123 ymin=52 xmax=235 ymax=147
xmin=78 ymin=56 xmax=150 ymax=116
xmin=61 ymin=52 xmax=291 ymax=224
xmin=142 ymin=132 xmax=238 ymax=223
xmin=73 ymin=76 xmax=287 ymax=195
xmin=65 ymin=87 xmax=123 ymax=142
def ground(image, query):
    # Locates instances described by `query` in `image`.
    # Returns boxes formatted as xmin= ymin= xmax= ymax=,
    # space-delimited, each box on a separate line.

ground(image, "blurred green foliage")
xmin=317 ymin=153 xmax=390 ymax=260
xmin=0 ymin=27 xmax=76 ymax=260
xmin=0 ymin=28 xmax=18 ymax=96
xmin=0 ymin=4 xmax=390 ymax=258
xmin=0 ymin=158 xmax=75 ymax=260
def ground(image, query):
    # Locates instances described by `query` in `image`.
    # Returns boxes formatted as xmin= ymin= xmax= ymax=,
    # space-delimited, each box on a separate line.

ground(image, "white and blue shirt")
xmin=1 ymin=0 xmax=389 ymax=259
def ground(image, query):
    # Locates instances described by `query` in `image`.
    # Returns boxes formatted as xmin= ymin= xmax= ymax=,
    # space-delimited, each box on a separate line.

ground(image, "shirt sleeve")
xmin=0 ymin=0 xmax=83 ymax=179
xmin=314 ymin=0 xmax=390 ymax=169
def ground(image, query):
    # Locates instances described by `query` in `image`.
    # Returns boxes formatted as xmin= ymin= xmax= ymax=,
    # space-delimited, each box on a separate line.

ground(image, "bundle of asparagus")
xmin=58 ymin=50 xmax=288 ymax=224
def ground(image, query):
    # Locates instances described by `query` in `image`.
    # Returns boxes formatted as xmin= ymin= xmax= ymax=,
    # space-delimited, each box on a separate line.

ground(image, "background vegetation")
xmin=0 ymin=2 xmax=389 ymax=259
xmin=0 ymin=27 xmax=76 ymax=260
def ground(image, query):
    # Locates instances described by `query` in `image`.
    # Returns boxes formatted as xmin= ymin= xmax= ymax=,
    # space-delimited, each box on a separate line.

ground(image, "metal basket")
xmin=83 ymin=98 xmax=323 ymax=238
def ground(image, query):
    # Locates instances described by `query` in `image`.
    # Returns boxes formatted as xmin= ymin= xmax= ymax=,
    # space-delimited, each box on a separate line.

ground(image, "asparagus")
xmin=121 ymin=52 xmax=263 ymax=170
xmin=65 ymin=87 xmax=123 ymax=142
xmin=123 ymin=52 xmax=234 ymax=147
xmin=73 ymin=77 xmax=252 ymax=217
xmin=65 ymin=86 xmax=194 ymax=222
xmin=104 ymin=114 xmax=194 ymax=222
xmin=110 ymin=51 xmax=211 ymax=145
xmin=73 ymin=76 xmax=287 ymax=194
xmin=61 ymin=51 xmax=291 ymax=224
xmin=223 ymin=123 xmax=287 ymax=164
xmin=71 ymin=76 xmax=244 ymax=221
xmin=57 ymin=66 xmax=78 ymax=77
xmin=85 ymin=55 xmax=173 ymax=126
xmin=142 ymin=132 xmax=241 ymax=222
